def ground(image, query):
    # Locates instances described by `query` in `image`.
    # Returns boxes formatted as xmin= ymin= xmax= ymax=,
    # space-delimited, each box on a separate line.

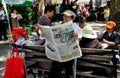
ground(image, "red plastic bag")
xmin=3 ymin=46 xmax=25 ymax=78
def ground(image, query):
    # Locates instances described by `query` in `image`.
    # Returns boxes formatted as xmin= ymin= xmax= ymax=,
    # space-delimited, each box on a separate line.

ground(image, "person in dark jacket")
xmin=98 ymin=21 xmax=120 ymax=49
xmin=79 ymin=25 xmax=115 ymax=77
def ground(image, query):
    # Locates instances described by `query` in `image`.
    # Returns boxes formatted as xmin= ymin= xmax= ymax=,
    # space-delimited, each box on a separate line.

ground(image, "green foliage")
xmin=110 ymin=0 xmax=120 ymax=32
xmin=20 ymin=23 xmax=26 ymax=28
xmin=26 ymin=7 xmax=34 ymax=24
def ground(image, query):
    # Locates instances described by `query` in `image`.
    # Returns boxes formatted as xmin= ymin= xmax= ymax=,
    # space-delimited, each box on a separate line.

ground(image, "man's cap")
xmin=106 ymin=21 xmax=116 ymax=29
xmin=63 ymin=10 xmax=76 ymax=17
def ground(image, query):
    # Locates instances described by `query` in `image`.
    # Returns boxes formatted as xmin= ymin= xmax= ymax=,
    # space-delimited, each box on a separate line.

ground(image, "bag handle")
xmin=10 ymin=45 xmax=19 ymax=58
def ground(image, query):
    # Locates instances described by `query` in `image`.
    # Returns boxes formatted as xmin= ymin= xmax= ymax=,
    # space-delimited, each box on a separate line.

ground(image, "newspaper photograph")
xmin=41 ymin=21 xmax=82 ymax=62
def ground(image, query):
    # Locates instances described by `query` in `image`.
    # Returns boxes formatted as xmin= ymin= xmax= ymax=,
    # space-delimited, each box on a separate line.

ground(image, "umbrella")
xmin=22 ymin=0 xmax=33 ymax=6
xmin=13 ymin=0 xmax=33 ymax=6
xmin=4 ymin=0 xmax=25 ymax=4
xmin=4 ymin=0 xmax=33 ymax=6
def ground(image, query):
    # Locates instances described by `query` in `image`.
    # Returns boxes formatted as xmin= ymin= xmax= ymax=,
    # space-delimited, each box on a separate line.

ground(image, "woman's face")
xmin=13 ymin=9 xmax=17 ymax=14
xmin=47 ymin=11 xmax=54 ymax=19
xmin=63 ymin=15 xmax=72 ymax=22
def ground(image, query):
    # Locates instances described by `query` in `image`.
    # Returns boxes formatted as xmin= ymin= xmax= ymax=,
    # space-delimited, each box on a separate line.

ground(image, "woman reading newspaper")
xmin=48 ymin=10 xmax=82 ymax=78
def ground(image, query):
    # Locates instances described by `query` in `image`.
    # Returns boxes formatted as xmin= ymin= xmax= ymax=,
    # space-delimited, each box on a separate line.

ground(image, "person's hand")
xmin=41 ymin=33 xmax=45 ymax=37
xmin=101 ymin=43 xmax=108 ymax=49
xmin=102 ymin=38 xmax=115 ymax=46
xmin=72 ymin=33 xmax=78 ymax=39
xmin=35 ymin=24 xmax=40 ymax=36
xmin=0 ymin=14 xmax=3 ymax=17
xmin=72 ymin=33 xmax=80 ymax=43
xmin=17 ymin=14 xmax=22 ymax=20
xmin=4 ymin=14 xmax=7 ymax=16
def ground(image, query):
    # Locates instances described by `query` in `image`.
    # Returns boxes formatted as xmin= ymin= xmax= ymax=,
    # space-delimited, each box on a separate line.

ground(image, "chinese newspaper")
xmin=41 ymin=21 xmax=82 ymax=62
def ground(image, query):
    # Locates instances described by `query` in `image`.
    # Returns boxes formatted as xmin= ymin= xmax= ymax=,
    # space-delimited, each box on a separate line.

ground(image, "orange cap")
xmin=106 ymin=21 xmax=116 ymax=29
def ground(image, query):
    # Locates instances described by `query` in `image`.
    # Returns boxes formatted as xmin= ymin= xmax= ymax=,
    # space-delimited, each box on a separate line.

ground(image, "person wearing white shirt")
xmin=0 ymin=3 xmax=8 ymax=40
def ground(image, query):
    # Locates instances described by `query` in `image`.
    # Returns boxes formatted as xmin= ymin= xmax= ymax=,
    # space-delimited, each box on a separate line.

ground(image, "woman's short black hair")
xmin=79 ymin=18 xmax=85 ymax=24
xmin=11 ymin=8 xmax=16 ymax=13
xmin=0 ymin=3 xmax=3 ymax=7
xmin=44 ymin=5 xmax=55 ymax=14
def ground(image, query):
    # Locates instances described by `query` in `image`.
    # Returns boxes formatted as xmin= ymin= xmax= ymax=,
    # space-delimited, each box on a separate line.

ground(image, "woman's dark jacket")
xmin=80 ymin=37 xmax=102 ymax=49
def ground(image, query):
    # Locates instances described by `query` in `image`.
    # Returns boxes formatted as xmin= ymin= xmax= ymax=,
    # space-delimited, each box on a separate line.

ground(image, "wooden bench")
xmin=15 ymin=45 xmax=119 ymax=78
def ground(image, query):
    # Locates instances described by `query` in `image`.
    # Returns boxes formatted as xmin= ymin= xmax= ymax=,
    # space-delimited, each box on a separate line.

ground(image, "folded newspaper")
xmin=41 ymin=21 xmax=82 ymax=62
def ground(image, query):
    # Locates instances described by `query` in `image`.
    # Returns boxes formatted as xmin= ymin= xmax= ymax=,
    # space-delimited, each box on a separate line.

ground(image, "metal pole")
xmin=112 ymin=49 xmax=117 ymax=78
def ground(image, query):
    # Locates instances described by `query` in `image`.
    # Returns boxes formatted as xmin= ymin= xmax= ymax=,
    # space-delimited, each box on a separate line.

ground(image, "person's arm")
xmin=73 ymin=23 xmax=82 ymax=43
xmin=72 ymin=33 xmax=80 ymax=43
xmin=102 ymin=32 xmax=120 ymax=46
xmin=36 ymin=23 xmax=45 ymax=38
xmin=0 ymin=14 xmax=3 ymax=17
xmin=97 ymin=31 xmax=106 ymax=42
xmin=102 ymin=38 xmax=116 ymax=46
xmin=17 ymin=14 xmax=22 ymax=20
xmin=35 ymin=24 xmax=40 ymax=36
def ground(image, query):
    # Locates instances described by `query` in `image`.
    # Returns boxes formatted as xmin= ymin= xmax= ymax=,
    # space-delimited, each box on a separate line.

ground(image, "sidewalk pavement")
xmin=87 ymin=21 xmax=106 ymax=35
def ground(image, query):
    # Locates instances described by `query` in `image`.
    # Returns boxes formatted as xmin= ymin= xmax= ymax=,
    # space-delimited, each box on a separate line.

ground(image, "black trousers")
xmin=0 ymin=20 xmax=8 ymax=40
xmin=48 ymin=59 xmax=75 ymax=78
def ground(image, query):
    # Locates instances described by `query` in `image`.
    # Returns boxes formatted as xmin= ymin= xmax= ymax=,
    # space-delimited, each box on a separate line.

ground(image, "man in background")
xmin=0 ymin=3 xmax=8 ymax=41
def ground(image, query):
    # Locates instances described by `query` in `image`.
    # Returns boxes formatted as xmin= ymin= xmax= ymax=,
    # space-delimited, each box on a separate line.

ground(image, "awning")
xmin=4 ymin=0 xmax=33 ymax=6
xmin=4 ymin=0 xmax=25 ymax=4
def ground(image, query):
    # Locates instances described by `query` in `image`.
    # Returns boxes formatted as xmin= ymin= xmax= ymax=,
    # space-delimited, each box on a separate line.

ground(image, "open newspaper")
xmin=41 ymin=21 xmax=82 ymax=62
